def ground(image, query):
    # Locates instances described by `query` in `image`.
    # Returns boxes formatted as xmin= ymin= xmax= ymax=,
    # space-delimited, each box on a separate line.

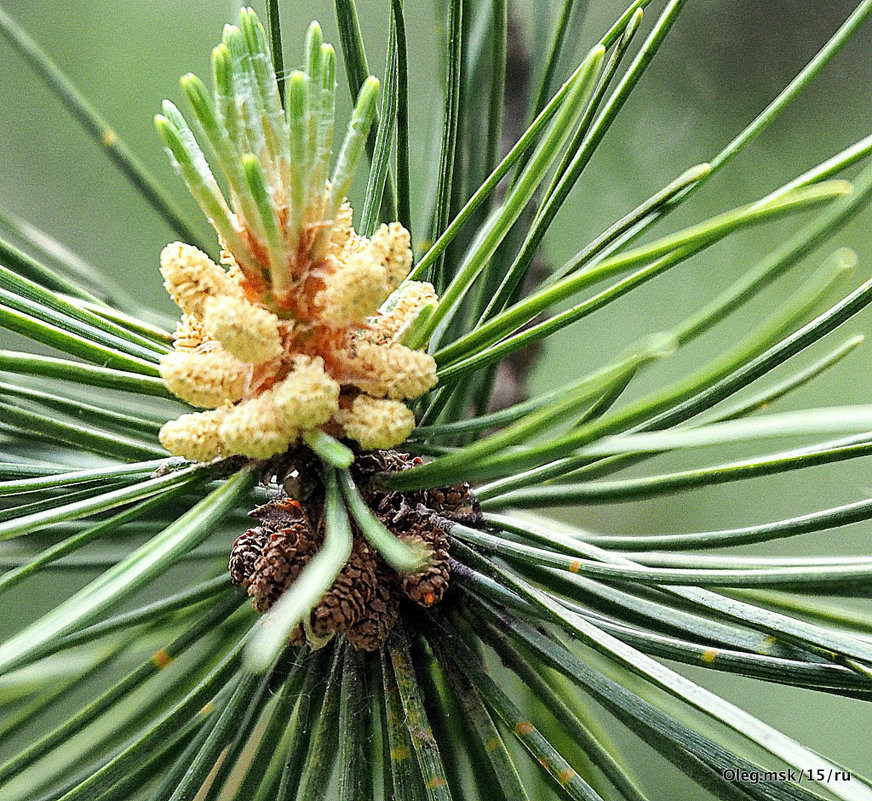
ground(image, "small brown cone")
xmin=345 ymin=565 xmax=401 ymax=651
xmin=228 ymin=528 xmax=269 ymax=589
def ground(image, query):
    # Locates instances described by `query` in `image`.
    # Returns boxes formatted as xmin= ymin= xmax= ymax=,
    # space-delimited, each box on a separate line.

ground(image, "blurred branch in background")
xmin=490 ymin=9 xmax=550 ymax=412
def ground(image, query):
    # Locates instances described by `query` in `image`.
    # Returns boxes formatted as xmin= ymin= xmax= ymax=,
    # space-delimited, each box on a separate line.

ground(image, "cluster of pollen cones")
xmin=157 ymin=212 xmax=438 ymax=463
xmin=229 ymin=451 xmax=481 ymax=650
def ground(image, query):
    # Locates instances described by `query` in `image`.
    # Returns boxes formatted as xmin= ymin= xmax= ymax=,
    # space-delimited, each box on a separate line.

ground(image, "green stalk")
xmin=455 ymin=525 xmax=872 ymax=590
xmin=0 ymin=230 xmax=101 ymax=303
xmin=0 ymin=462 xmax=67 ymax=482
xmin=484 ymin=0 xmax=688 ymax=321
xmin=154 ymin=110 xmax=252 ymax=266
xmin=0 ymin=273 xmax=168 ymax=368
xmin=71 ymin=300 xmax=173 ymax=346
xmin=303 ymin=22 xmax=324 ymax=193
xmin=381 ymin=648 xmax=426 ymax=801
xmin=338 ymin=468 xmax=430 ymax=572
xmin=234 ymin=658 xmax=311 ymax=801
xmin=224 ymin=25 xmax=268 ymax=166
xmin=467 ymin=592 xmax=816 ymax=798
xmin=0 ymin=301 xmax=160 ymax=375
xmin=430 ymin=633 xmax=533 ymax=801
xmin=428 ymin=0 xmax=463 ymax=289
xmin=179 ymin=72 xmax=263 ymax=237
xmin=429 ymin=627 xmax=601 ymax=801
xmin=166 ymin=668 xmax=266 ymax=801
xmin=467 ymin=516 xmax=872 ymax=675
xmin=327 ymin=76 xmax=381 ymax=223
xmin=406 ymin=43 xmax=594 ymax=283
xmin=759 ymin=131 xmax=872 ymax=205
xmin=338 ymin=647 xmax=369 ymax=801
xmin=291 ymin=643 xmax=343 ymax=801
xmin=388 ymin=624 xmax=453 ymax=801
xmin=392 ymin=0 xmax=413 ymax=235
xmin=538 ymin=6 xmax=644 ymax=210
xmin=333 ymin=0 xmax=370 ymax=103
xmin=360 ymin=12 xmax=398 ymax=237
xmin=476 ymin=261 xmax=872 ymax=496
xmin=212 ymin=42 xmax=245 ymax=157
xmin=543 ymin=276 xmax=872 ymax=493
xmin=409 ymin=45 xmax=605 ymax=349
xmin=572 ymin=0 xmax=872 ymax=286
xmin=480 ymin=250 xmax=855 ymax=486
xmin=544 ymin=162 xmax=710 ymax=286
xmin=485 ymin=434 xmax=872 ymax=508
xmin=460 ymin=547 xmax=871 ymax=801
xmin=4 ymin=677 xmax=136 ymax=769
xmin=0 ymin=469 xmax=253 ymax=675
xmin=0 ymin=351 xmax=176 ymax=399
xmin=0 ymin=458 xmax=167 ymax=496
xmin=312 ymin=43 xmax=337 ymax=202
xmin=640 ymin=276 xmax=872 ymax=433
xmin=437 ymin=182 xmax=849 ymax=366
xmin=56 ymin=577 xmax=235 ymax=651
xmin=264 ymin=0 xmax=285 ymax=104
xmin=145 ymin=693 xmax=229 ymax=801
xmin=305 ymin=22 xmax=324 ymax=89
xmin=53 ymin=635 xmax=249 ymax=801
xmin=333 ymin=0 xmax=397 ymax=216
xmin=459 ymin=613 xmax=651 ymax=801
xmin=245 ymin=469 xmax=353 ymax=672
xmin=710 ymin=0 xmax=872 ymax=180
xmin=0 ymin=485 xmax=191 ymax=597
xmin=261 ymin=653 xmax=329 ymax=801
xmin=513 ymin=560 xmax=807 ymax=660
xmin=84 ymin=721 xmax=208 ymax=801
xmin=565 ymin=488 xmax=872 ymax=555
xmin=302 ymin=430 xmax=354 ymax=468
xmin=0 ymin=594 xmax=241 ymax=785
xmin=414 ymin=350 xmax=652 ymax=439
xmin=387 ymin=335 xmax=672 ymax=489
xmin=0 ymin=401 xmax=163 ymax=460
xmin=242 ymin=8 xmax=292 ymax=195
xmin=243 ymin=153 xmax=288 ymax=291
xmin=401 ymin=246 xmax=854 ymax=490
xmin=523 ymin=332 xmax=867 ymax=496
xmin=286 ymin=71 xmax=311 ymax=241
xmin=528 ymin=0 xmax=580 ymax=122
xmin=0 ymin=483 xmax=127 ymax=525
xmin=565 ymin=406 xmax=872 ymax=460
xmin=0 ymin=380 xmax=164 ymax=436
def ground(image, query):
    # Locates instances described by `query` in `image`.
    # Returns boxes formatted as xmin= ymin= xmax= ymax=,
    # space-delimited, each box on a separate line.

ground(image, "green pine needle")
xmin=4 ymin=3 xmax=872 ymax=800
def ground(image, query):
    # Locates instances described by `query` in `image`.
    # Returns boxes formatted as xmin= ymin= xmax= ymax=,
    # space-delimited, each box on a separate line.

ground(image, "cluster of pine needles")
xmin=2 ymin=0 xmax=872 ymax=799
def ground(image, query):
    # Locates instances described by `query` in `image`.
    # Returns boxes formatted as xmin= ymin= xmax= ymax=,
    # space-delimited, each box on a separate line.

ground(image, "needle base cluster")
xmin=229 ymin=449 xmax=480 ymax=650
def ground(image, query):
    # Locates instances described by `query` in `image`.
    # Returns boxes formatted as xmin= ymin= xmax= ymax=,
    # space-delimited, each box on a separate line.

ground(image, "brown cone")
xmin=345 ymin=564 xmax=401 ymax=651
xmin=397 ymin=521 xmax=451 ymax=608
xmin=310 ymin=528 xmax=379 ymax=638
xmin=228 ymin=448 xmax=469 ymax=649
xmin=248 ymin=522 xmax=321 ymax=613
xmin=228 ymin=495 xmax=321 ymax=615
xmin=228 ymin=528 xmax=269 ymax=589
xmin=420 ymin=483 xmax=481 ymax=523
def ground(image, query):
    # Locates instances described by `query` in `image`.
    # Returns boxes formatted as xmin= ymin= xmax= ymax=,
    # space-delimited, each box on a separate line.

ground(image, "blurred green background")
xmin=1 ymin=1 xmax=872 ymax=797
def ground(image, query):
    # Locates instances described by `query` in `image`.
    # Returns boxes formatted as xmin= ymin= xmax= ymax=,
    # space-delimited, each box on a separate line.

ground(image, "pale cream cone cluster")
xmin=157 ymin=214 xmax=438 ymax=462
